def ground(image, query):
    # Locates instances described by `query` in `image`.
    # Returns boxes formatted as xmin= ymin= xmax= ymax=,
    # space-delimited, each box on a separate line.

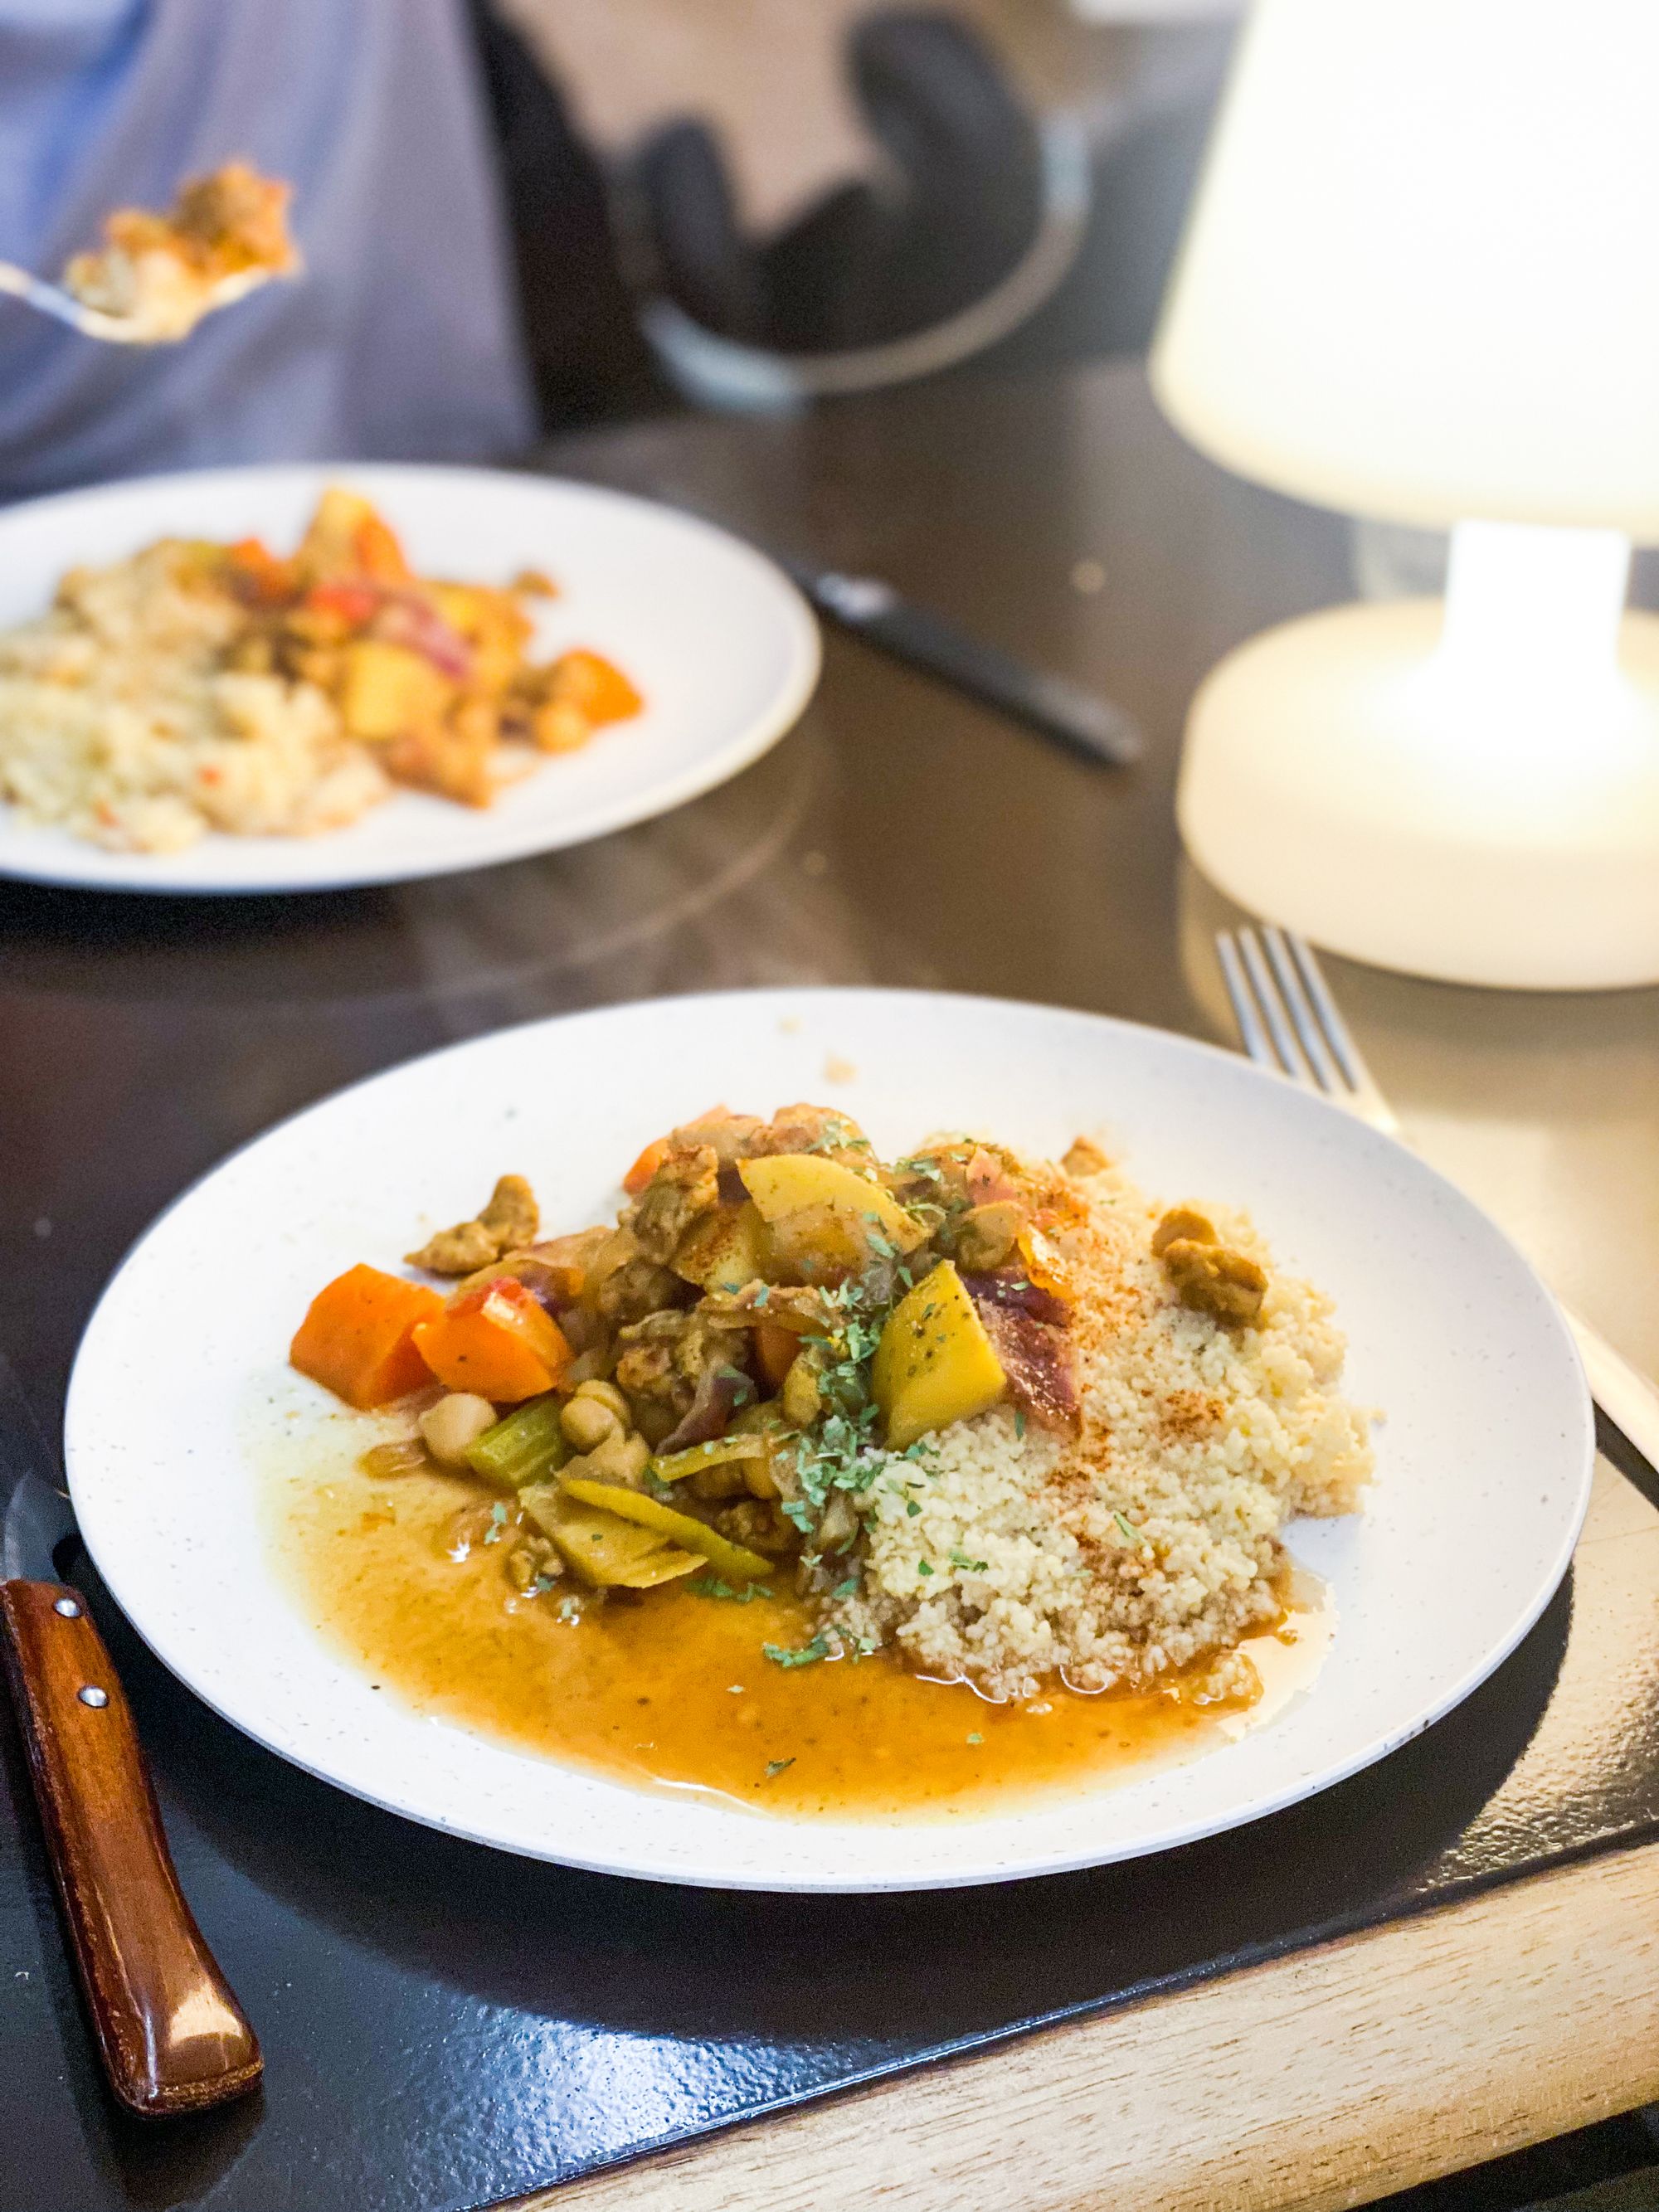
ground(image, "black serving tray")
xmin=2 ymin=1451 xmax=1656 ymax=2212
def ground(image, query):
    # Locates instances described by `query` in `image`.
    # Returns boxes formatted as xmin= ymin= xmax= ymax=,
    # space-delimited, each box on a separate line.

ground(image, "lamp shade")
xmin=1151 ymin=0 xmax=1659 ymax=539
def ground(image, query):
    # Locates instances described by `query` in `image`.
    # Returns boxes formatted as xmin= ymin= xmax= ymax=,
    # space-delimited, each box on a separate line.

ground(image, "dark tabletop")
xmin=2 ymin=360 xmax=1657 ymax=2212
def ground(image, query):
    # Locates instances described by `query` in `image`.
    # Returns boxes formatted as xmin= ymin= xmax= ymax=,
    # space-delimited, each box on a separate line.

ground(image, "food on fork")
xmin=290 ymin=1102 xmax=1374 ymax=1771
xmin=0 ymin=488 xmax=644 ymax=853
xmin=62 ymin=161 xmax=300 ymax=340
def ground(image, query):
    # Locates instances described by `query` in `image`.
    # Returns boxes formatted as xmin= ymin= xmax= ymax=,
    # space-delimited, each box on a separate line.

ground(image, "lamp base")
xmin=1178 ymin=597 xmax=1659 ymax=990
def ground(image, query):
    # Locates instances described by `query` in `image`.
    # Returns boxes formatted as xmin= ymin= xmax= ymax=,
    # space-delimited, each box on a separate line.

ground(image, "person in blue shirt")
xmin=0 ymin=0 xmax=541 ymax=498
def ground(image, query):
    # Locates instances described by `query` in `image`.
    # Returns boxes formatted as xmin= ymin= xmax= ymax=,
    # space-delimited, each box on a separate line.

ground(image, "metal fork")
xmin=0 ymin=260 xmax=275 ymax=343
xmin=1218 ymin=922 xmax=1659 ymax=1484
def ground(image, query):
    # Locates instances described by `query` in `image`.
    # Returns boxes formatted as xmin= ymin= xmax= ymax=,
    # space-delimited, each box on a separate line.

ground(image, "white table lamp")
xmin=1151 ymin=0 xmax=1659 ymax=989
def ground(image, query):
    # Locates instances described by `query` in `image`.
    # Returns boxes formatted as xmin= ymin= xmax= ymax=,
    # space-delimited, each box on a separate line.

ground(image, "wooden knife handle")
xmin=0 ymin=1578 xmax=262 ymax=2117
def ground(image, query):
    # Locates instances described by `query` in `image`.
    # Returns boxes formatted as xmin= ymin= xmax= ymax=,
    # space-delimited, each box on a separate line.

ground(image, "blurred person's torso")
xmin=0 ymin=0 xmax=535 ymax=498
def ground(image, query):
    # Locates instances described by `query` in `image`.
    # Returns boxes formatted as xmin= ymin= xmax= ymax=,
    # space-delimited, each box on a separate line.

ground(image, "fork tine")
xmin=1216 ymin=931 xmax=1277 ymax=1071
xmin=1282 ymin=933 xmax=1403 ymax=1134
xmin=1235 ymin=926 xmax=1316 ymax=1082
xmin=1282 ymin=933 xmax=1362 ymax=1087
xmin=1262 ymin=926 xmax=1344 ymax=1095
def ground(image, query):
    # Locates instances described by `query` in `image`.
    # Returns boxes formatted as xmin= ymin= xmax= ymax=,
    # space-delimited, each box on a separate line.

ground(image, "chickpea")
xmin=1152 ymin=1207 xmax=1218 ymax=1257
xmin=572 ymin=1378 xmax=630 ymax=1423
xmin=575 ymin=1428 xmax=649 ymax=1486
xmin=1161 ymin=1237 xmax=1267 ymax=1325
xmin=419 ymin=1392 xmax=498 ymax=1468
xmin=560 ymin=1394 xmax=620 ymax=1452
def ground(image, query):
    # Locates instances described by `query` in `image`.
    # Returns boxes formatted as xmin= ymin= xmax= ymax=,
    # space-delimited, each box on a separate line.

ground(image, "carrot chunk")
xmin=412 ymin=1276 xmax=572 ymax=1401
xmin=353 ymin=511 xmax=411 ymax=583
xmin=550 ymin=649 xmax=643 ymax=726
xmin=290 ymin=1264 xmax=444 ymax=1408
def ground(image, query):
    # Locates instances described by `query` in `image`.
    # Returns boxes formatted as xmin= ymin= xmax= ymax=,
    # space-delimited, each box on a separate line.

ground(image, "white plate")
xmin=0 ymin=464 xmax=819 ymax=893
xmin=66 ymin=989 xmax=1593 ymax=1891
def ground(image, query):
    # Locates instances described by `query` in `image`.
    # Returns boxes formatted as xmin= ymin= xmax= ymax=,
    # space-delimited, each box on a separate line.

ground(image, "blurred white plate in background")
xmin=0 ymin=463 xmax=819 ymax=895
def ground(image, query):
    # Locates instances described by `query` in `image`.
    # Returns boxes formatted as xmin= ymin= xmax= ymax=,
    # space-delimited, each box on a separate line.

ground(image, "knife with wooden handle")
xmin=0 ymin=1582 xmax=262 ymax=2117
xmin=0 ymin=1358 xmax=261 ymax=2117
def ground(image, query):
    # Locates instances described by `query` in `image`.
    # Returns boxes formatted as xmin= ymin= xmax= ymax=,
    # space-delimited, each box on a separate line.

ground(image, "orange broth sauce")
xmin=266 ymin=1443 xmax=1333 ymax=1823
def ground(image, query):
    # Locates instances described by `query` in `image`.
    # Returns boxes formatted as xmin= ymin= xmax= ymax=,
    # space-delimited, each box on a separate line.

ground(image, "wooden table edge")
xmin=528 ymin=1840 xmax=1659 ymax=2212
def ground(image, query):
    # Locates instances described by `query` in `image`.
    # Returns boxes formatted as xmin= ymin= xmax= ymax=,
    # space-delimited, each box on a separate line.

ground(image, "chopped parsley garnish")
xmin=1115 ymin=1511 xmax=1146 ymax=1544
xmin=688 ymin=1577 xmax=771 ymax=1602
xmin=905 ymin=1498 xmax=922 ymax=1518
xmin=950 ymin=1550 xmax=990 ymax=1574
xmin=917 ymin=1558 xmax=934 ymax=1577
xmin=1014 ymin=1410 xmax=1026 ymax=1440
xmin=832 ymin=1574 xmax=859 ymax=1598
xmin=483 ymin=1500 xmax=508 ymax=1546
xmin=764 ymin=1633 xmax=833 ymax=1669
xmin=966 ymin=1732 xmax=984 ymax=1746
xmin=765 ymin=1757 xmax=795 ymax=1778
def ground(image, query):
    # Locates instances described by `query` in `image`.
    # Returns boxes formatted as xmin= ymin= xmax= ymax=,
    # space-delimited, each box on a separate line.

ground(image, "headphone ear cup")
xmin=758 ymin=180 xmax=898 ymax=351
xmin=850 ymin=9 xmax=1041 ymax=222
xmin=847 ymin=10 xmax=1045 ymax=340
xmin=633 ymin=119 xmax=766 ymax=342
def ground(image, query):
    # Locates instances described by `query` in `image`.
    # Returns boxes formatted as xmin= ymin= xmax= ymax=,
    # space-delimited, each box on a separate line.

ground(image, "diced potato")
xmin=872 ymin=1261 xmax=1006 ymax=1451
xmin=297 ymin=488 xmax=375 ymax=569
xmin=561 ymin=1477 xmax=774 ymax=1582
xmin=739 ymin=1154 xmax=925 ymax=1282
xmin=673 ymin=1200 xmax=771 ymax=1292
xmin=380 ymin=703 xmax=495 ymax=806
xmin=339 ymin=639 xmax=453 ymax=738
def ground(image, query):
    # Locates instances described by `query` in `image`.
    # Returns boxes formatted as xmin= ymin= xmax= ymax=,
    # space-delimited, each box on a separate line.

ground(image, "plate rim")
xmin=62 ymin=985 xmax=1598 ymax=1889
xmin=0 ymin=460 xmax=821 ymax=897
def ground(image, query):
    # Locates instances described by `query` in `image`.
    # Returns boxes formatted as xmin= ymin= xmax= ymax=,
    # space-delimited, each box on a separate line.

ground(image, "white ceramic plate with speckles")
xmin=65 ymin=989 xmax=1593 ymax=1891
xmin=0 ymin=464 xmax=819 ymax=894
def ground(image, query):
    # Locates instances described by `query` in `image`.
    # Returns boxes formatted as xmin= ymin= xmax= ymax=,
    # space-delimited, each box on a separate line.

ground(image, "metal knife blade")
xmin=622 ymin=474 xmax=1145 ymax=766
xmin=0 ymin=1351 xmax=77 ymax=1586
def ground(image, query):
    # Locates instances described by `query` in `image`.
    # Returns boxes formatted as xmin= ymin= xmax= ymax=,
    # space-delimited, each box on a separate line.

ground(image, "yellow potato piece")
xmin=873 ymin=1260 xmax=1006 ymax=1451
xmin=738 ymin=1154 xmax=925 ymax=1280
xmin=673 ymin=1199 xmax=773 ymax=1292
xmin=339 ymin=639 xmax=453 ymax=738
xmin=562 ymin=1478 xmax=775 ymax=1583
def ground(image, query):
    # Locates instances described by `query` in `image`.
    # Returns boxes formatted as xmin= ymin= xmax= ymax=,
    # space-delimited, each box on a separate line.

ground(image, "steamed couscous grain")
xmin=0 ymin=539 xmax=387 ymax=853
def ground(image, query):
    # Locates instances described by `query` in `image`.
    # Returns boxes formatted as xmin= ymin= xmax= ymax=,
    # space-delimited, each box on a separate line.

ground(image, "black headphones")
xmin=631 ymin=10 xmax=1045 ymax=357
